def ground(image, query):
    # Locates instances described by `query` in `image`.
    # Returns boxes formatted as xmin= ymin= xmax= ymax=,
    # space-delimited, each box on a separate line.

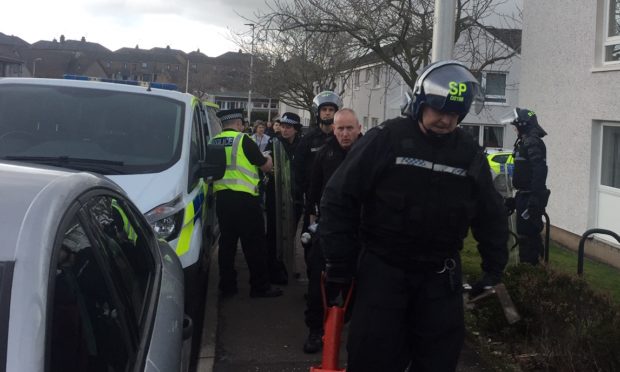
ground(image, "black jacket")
xmin=320 ymin=116 xmax=508 ymax=277
xmin=306 ymin=135 xmax=358 ymax=216
xmin=293 ymin=127 xmax=333 ymax=195
xmin=512 ymin=124 xmax=548 ymax=197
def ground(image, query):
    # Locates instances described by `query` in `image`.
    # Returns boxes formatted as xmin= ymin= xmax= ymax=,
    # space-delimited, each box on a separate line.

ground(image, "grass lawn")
xmin=461 ymin=234 xmax=620 ymax=303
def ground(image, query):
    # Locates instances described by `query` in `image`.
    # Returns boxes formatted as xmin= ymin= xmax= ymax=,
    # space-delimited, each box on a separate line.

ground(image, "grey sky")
xmin=2 ymin=0 xmax=266 ymax=57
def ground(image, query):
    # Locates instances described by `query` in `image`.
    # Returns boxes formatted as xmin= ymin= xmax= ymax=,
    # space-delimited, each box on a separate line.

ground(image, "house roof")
xmin=485 ymin=28 xmax=522 ymax=53
xmin=113 ymin=47 xmax=184 ymax=64
xmin=31 ymin=37 xmax=111 ymax=53
xmin=0 ymin=32 xmax=29 ymax=47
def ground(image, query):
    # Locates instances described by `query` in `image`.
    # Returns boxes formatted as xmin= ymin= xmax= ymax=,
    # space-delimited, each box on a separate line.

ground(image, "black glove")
xmin=469 ymin=272 xmax=501 ymax=298
xmin=324 ymin=262 xmax=354 ymax=306
xmin=504 ymin=197 xmax=516 ymax=215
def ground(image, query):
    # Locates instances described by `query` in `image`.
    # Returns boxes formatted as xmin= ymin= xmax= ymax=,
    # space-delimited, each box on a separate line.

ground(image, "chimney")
xmin=81 ymin=36 xmax=86 ymax=42
xmin=60 ymin=35 xmax=65 ymax=43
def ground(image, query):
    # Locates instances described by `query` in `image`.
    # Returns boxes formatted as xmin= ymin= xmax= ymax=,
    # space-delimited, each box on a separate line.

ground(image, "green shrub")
xmin=470 ymin=265 xmax=620 ymax=371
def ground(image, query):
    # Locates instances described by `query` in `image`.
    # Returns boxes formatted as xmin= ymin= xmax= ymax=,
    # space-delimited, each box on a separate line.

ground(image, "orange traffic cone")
xmin=310 ymin=274 xmax=354 ymax=372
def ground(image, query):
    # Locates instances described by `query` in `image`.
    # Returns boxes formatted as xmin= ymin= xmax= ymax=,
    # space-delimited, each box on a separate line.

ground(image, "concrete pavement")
xmin=196 ymin=243 xmax=497 ymax=372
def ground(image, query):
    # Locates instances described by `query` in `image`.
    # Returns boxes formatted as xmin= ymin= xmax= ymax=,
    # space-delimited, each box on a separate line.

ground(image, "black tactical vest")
xmin=511 ymin=139 xmax=531 ymax=190
xmin=361 ymin=118 xmax=482 ymax=264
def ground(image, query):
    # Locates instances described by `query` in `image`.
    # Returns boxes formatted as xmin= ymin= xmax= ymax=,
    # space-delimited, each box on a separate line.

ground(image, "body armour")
xmin=511 ymin=132 xmax=548 ymax=193
xmin=361 ymin=118 xmax=483 ymax=264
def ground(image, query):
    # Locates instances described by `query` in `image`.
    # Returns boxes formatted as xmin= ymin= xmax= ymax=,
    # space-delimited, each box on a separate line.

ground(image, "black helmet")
xmin=500 ymin=107 xmax=538 ymax=128
xmin=312 ymin=91 xmax=342 ymax=125
xmin=408 ymin=60 xmax=483 ymax=124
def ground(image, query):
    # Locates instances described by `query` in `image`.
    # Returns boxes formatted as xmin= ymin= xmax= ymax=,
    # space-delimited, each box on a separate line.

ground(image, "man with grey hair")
xmin=303 ymin=108 xmax=362 ymax=353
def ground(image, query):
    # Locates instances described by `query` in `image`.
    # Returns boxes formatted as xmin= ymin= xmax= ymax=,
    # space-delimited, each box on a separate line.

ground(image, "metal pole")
xmin=431 ymin=0 xmax=456 ymax=62
xmin=185 ymin=59 xmax=190 ymax=93
xmin=245 ymin=23 xmax=255 ymax=123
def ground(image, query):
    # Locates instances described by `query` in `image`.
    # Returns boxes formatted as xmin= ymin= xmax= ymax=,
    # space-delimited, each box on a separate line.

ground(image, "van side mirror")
xmin=200 ymin=144 xmax=226 ymax=181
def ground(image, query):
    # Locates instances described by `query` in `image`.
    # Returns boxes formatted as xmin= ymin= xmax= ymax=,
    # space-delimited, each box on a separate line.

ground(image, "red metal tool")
xmin=310 ymin=274 xmax=354 ymax=372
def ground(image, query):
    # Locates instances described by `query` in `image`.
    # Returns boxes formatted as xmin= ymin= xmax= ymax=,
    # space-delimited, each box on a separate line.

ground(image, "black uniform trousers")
xmin=215 ymin=189 xmax=270 ymax=293
xmin=346 ymin=251 xmax=464 ymax=372
xmin=515 ymin=192 xmax=544 ymax=265
xmin=304 ymin=230 xmax=325 ymax=331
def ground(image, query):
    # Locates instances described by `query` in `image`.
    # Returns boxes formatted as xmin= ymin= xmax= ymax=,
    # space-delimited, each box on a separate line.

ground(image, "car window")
xmin=0 ymin=261 xmax=14 ymax=372
xmin=49 ymin=216 xmax=132 ymax=372
xmin=0 ymin=84 xmax=184 ymax=174
xmin=83 ymin=196 xmax=157 ymax=329
xmin=492 ymin=154 xmax=510 ymax=164
xmin=189 ymin=105 xmax=204 ymax=192
xmin=206 ymin=106 xmax=222 ymax=139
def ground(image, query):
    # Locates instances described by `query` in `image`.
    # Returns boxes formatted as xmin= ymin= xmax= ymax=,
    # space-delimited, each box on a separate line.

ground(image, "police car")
xmin=0 ymin=162 xmax=188 ymax=372
xmin=0 ymin=77 xmax=225 ymax=309
xmin=486 ymin=150 xmax=514 ymax=196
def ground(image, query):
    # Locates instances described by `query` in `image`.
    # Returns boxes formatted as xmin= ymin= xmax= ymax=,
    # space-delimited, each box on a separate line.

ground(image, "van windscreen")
xmin=0 ymin=84 xmax=184 ymax=174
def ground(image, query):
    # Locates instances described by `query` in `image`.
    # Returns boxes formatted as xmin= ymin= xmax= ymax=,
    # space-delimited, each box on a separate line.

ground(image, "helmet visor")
xmin=422 ymin=65 xmax=484 ymax=116
xmin=500 ymin=109 xmax=519 ymax=125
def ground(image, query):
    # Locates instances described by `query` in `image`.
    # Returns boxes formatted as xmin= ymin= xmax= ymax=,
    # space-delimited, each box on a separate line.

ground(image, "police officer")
xmin=303 ymin=108 xmax=362 ymax=353
xmin=320 ymin=61 xmax=508 ymax=371
xmin=503 ymin=108 xmax=550 ymax=265
xmin=294 ymin=91 xmax=342 ymax=256
xmin=211 ymin=109 xmax=283 ymax=298
xmin=264 ymin=112 xmax=303 ymax=285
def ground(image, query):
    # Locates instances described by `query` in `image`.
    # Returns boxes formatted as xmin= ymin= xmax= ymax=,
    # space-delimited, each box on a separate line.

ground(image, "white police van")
xmin=0 ymin=77 xmax=224 ymax=278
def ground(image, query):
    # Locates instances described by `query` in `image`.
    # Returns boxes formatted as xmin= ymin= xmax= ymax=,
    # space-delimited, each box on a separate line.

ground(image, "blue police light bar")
xmin=63 ymin=74 xmax=178 ymax=91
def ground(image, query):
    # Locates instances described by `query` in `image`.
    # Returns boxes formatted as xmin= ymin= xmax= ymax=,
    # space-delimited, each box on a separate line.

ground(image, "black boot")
xmin=303 ymin=328 xmax=323 ymax=354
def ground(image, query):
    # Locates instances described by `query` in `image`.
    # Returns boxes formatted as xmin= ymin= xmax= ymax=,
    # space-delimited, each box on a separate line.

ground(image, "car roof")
xmin=0 ymin=161 xmax=124 ymax=261
xmin=0 ymin=77 xmax=196 ymax=103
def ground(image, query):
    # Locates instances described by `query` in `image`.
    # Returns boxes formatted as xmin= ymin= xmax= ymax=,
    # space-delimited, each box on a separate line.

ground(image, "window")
xmin=363 ymin=116 xmax=368 ymax=129
xmin=483 ymin=126 xmax=504 ymax=148
xmin=166 ymin=64 xmax=171 ymax=70
xmin=482 ymin=72 xmax=507 ymax=103
xmin=605 ymin=0 xmax=620 ymax=62
xmin=364 ymin=69 xmax=371 ymax=83
xmin=601 ymin=125 xmax=620 ymax=188
xmin=49 ymin=217 xmax=132 ymax=371
xmin=141 ymin=62 xmax=147 ymax=68
xmin=371 ymin=117 xmax=379 ymax=127
xmin=373 ymin=66 xmax=381 ymax=87
xmin=189 ymin=106 xmax=205 ymax=191
xmin=354 ymin=70 xmax=360 ymax=89
xmin=461 ymin=124 xmax=503 ymax=148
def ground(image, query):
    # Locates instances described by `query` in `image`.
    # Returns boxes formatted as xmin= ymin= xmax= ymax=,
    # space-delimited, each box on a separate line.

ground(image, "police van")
xmin=0 ymin=77 xmax=225 ymax=280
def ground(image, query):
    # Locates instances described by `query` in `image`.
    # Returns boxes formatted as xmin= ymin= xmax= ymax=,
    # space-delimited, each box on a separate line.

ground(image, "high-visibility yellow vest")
xmin=211 ymin=131 xmax=260 ymax=196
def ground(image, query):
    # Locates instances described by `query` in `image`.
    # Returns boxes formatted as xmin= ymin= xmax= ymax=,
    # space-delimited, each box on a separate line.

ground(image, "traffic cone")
xmin=310 ymin=274 xmax=354 ymax=372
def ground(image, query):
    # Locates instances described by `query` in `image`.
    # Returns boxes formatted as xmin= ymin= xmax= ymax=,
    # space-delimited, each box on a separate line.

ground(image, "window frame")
xmin=480 ymin=71 xmax=508 ymax=104
xmin=46 ymin=202 xmax=137 ymax=371
xmin=604 ymin=0 xmax=620 ymax=64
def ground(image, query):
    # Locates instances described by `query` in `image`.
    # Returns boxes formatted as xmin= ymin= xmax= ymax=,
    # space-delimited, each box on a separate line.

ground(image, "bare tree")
xmin=233 ymin=15 xmax=364 ymax=123
xmin=256 ymin=0 xmax=519 ymax=88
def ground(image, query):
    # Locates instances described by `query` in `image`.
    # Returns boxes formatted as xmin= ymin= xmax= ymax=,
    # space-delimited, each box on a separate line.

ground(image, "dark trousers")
xmin=304 ymin=233 xmax=325 ymax=330
xmin=515 ymin=193 xmax=544 ymax=265
xmin=216 ymin=190 xmax=270 ymax=292
xmin=346 ymin=251 xmax=464 ymax=372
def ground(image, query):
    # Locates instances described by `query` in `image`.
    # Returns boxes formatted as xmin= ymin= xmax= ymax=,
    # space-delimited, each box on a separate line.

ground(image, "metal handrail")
xmin=577 ymin=229 xmax=620 ymax=276
xmin=543 ymin=212 xmax=551 ymax=264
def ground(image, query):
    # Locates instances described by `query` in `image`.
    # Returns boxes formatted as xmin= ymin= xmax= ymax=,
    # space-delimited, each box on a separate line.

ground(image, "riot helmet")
xmin=312 ymin=91 xmax=342 ymax=125
xmin=500 ymin=107 xmax=538 ymax=128
xmin=407 ymin=60 xmax=484 ymax=124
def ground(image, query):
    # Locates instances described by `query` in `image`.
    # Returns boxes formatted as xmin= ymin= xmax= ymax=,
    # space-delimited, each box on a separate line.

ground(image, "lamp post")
xmin=245 ymin=23 xmax=255 ymax=123
xmin=32 ymin=58 xmax=43 ymax=78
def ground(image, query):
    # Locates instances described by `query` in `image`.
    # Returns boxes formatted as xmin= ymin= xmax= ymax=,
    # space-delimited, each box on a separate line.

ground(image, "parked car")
xmin=486 ymin=150 xmax=514 ymax=197
xmin=0 ymin=161 xmax=190 ymax=371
